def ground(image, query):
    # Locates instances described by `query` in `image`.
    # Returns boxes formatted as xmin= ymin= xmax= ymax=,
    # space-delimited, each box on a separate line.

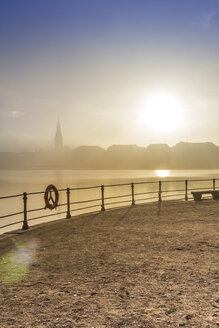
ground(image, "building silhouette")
xmin=54 ymin=120 xmax=63 ymax=151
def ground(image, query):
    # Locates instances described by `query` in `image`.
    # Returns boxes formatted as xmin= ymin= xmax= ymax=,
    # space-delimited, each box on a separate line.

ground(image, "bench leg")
xmin=193 ymin=195 xmax=202 ymax=201
xmin=212 ymin=194 xmax=219 ymax=200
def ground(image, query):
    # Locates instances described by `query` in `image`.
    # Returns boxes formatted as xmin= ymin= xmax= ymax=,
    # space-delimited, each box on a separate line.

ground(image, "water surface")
xmin=0 ymin=169 xmax=218 ymax=234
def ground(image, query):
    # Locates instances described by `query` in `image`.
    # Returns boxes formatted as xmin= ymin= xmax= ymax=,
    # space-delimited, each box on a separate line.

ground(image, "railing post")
xmin=22 ymin=192 xmax=29 ymax=230
xmin=158 ymin=181 xmax=162 ymax=202
xmin=213 ymin=178 xmax=215 ymax=191
xmin=131 ymin=182 xmax=135 ymax=206
xmin=185 ymin=180 xmax=188 ymax=201
xmin=66 ymin=188 xmax=71 ymax=219
xmin=101 ymin=185 xmax=105 ymax=211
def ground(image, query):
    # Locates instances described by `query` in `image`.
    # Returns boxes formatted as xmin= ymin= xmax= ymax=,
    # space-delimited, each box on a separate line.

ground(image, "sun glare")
xmin=138 ymin=93 xmax=184 ymax=133
xmin=155 ymin=170 xmax=170 ymax=178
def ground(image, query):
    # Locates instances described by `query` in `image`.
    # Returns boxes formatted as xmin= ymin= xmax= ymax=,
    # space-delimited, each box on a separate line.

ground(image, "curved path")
xmin=0 ymin=201 xmax=218 ymax=327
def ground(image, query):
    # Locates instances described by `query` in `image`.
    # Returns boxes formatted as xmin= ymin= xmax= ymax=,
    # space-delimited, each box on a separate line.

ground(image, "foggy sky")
xmin=1 ymin=0 xmax=219 ymax=151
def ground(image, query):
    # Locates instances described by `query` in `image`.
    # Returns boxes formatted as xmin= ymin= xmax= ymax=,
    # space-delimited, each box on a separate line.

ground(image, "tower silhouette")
xmin=54 ymin=120 xmax=63 ymax=151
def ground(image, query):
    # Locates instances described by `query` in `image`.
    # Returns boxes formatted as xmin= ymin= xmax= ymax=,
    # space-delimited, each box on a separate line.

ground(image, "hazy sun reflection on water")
xmin=155 ymin=170 xmax=170 ymax=178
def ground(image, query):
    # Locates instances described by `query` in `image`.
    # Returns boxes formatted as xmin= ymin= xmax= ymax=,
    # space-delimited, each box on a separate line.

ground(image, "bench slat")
xmin=192 ymin=191 xmax=214 ymax=195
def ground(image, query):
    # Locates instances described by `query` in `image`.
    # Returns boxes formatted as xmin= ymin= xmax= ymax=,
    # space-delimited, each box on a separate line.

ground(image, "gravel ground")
xmin=0 ymin=200 xmax=218 ymax=328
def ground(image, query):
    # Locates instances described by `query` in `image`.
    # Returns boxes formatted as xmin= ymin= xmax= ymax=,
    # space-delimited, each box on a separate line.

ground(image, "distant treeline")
xmin=1 ymin=142 xmax=219 ymax=169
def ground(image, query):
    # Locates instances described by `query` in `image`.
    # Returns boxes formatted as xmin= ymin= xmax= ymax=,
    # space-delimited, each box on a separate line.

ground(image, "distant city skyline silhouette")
xmin=1 ymin=140 xmax=219 ymax=170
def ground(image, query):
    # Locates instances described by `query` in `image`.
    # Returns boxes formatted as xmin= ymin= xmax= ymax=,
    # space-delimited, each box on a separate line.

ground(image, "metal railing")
xmin=0 ymin=178 xmax=218 ymax=232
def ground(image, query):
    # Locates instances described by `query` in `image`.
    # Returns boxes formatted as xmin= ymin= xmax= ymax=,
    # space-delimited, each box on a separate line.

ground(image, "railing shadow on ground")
xmin=0 ymin=178 xmax=217 ymax=233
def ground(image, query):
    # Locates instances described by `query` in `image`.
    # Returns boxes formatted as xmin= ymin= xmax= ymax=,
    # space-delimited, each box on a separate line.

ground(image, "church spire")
xmin=54 ymin=120 xmax=63 ymax=151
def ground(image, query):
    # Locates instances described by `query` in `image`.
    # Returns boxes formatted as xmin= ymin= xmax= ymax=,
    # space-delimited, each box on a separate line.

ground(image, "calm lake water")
xmin=1 ymin=169 xmax=219 ymax=234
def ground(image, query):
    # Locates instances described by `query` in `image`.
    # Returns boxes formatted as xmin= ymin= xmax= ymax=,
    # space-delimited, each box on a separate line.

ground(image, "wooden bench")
xmin=191 ymin=190 xmax=219 ymax=201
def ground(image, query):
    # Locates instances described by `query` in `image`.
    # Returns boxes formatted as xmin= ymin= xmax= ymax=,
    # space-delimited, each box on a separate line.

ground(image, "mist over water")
xmin=1 ymin=169 xmax=219 ymax=196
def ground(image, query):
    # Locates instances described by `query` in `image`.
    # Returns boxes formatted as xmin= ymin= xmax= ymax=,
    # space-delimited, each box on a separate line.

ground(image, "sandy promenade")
xmin=0 ymin=200 xmax=218 ymax=328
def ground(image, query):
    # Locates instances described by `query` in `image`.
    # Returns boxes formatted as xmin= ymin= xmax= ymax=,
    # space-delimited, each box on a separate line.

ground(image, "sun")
xmin=138 ymin=92 xmax=184 ymax=133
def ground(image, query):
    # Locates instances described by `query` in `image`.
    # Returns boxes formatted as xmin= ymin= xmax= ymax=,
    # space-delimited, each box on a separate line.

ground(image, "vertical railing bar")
xmin=101 ymin=185 xmax=105 ymax=211
xmin=158 ymin=181 xmax=162 ymax=202
xmin=22 ymin=192 xmax=29 ymax=230
xmin=66 ymin=188 xmax=71 ymax=219
xmin=131 ymin=182 xmax=135 ymax=206
xmin=213 ymin=178 xmax=215 ymax=191
xmin=185 ymin=180 xmax=188 ymax=201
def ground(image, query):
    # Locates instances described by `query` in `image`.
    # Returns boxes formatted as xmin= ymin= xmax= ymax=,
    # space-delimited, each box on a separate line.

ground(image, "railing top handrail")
xmin=187 ymin=178 xmax=215 ymax=182
xmin=1 ymin=177 xmax=218 ymax=200
xmin=0 ymin=193 xmax=23 ymax=200
xmin=104 ymin=182 xmax=131 ymax=187
xmin=135 ymin=181 xmax=160 ymax=185
xmin=161 ymin=179 xmax=187 ymax=183
xmin=27 ymin=191 xmax=44 ymax=196
xmin=69 ymin=185 xmax=100 ymax=191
